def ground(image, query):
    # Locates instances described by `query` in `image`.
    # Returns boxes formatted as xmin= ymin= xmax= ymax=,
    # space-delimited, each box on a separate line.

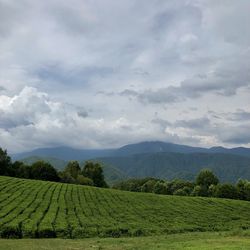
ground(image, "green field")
xmin=1 ymin=231 xmax=250 ymax=249
xmin=1 ymin=176 xmax=250 ymax=239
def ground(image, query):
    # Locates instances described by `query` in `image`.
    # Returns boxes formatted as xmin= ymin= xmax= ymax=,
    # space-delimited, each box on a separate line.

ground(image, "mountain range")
xmin=12 ymin=141 xmax=250 ymax=184
xmin=13 ymin=141 xmax=250 ymax=160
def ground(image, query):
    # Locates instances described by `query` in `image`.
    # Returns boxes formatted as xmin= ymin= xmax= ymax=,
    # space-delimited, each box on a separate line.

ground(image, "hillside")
xmin=97 ymin=152 xmax=250 ymax=183
xmin=1 ymin=176 xmax=250 ymax=239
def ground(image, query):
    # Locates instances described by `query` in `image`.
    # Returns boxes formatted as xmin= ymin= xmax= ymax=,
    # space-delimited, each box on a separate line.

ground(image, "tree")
xmin=173 ymin=187 xmax=191 ymax=196
xmin=0 ymin=148 xmax=12 ymax=176
xmin=12 ymin=161 xmax=31 ymax=178
xmin=196 ymin=169 xmax=219 ymax=188
xmin=64 ymin=161 xmax=81 ymax=179
xmin=191 ymin=185 xmax=208 ymax=197
xmin=82 ymin=161 xmax=107 ymax=187
xmin=59 ymin=171 xmax=76 ymax=184
xmin=208 ymin=184 xmax=217 ymax=197
xmin=236 ymin=179 xmax=250 ymax=201
xmin=153 ymin=181 xmax=169 ymax=195
xmin=215 ymin=183 xmax=238 ymax=199
xmin=30 ymin=161 xmax=59 ymax=181
xmin=168 ymin=179 xmax=194 ymax=195
xmin=141 ymin=179 xmax=157 ymax=193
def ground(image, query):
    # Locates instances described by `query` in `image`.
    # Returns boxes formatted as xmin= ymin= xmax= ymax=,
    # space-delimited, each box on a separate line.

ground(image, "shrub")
xmin=76 ymin=175 xmax=94 ymax=186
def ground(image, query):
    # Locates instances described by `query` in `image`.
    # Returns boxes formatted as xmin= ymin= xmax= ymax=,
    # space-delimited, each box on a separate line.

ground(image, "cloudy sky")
xmin=0 ymin=0 xmax=250 ymax=153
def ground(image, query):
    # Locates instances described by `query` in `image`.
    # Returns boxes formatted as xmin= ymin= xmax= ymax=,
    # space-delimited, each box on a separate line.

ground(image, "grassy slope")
xmin=1 ymin=231 xmax=250 ymax=249
xmin=1 ymin=176 xmax=250 ymax=239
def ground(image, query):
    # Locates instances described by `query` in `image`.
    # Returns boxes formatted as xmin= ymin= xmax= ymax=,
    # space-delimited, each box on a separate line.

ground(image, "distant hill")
xmin=96 ymin=152 xmax=250 ymax=183
xmin=12 ymin=141 xmax=250 ymax=161
xmin=115 ymin=141 xmax=250 ymax=158
xmin=13 ymin=146 xmax=115 ymax=161
xmin=19 ymin=156 xmax=67 ymax=170
xmin=12 ymin=141 xmax=250 ymax=183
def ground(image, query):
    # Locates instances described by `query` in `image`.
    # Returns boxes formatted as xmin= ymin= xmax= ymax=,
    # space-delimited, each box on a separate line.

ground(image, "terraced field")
xmin=1 ymin=175 xmax=250 ymax=239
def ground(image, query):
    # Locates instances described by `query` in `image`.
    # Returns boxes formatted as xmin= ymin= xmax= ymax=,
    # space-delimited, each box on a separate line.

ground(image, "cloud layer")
xmin=0 ymin=0 xmax=250 ymax=152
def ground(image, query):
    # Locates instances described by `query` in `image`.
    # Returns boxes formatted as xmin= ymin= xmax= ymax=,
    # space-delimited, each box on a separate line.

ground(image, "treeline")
xmin=113 ymin=169 xmax=250 ymax=201
xmin=1 ymin=147 xmax=250 ymax=201
xmin=0 ymin=148 xmax=107 ymax=188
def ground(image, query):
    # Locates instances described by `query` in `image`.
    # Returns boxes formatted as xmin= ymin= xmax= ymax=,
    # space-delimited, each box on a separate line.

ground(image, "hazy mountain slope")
xmin=96 ymin=152 xmax=250 ymax=182
xmin=20 ymin=156 xmax=67 ymax=170
xmin=13 ymin=146 xmax=115 ymax=161
xmin=12 ymin=141 xmax=250 ymax=161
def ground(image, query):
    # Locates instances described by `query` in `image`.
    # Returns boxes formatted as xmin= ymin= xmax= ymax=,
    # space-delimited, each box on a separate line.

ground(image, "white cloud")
xmin=0 ymin=0 xmax=250 ymax=151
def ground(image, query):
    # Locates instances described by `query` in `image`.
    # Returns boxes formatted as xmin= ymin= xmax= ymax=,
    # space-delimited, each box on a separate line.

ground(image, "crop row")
xmin=1 ymin=176 xmax=250 ymax=238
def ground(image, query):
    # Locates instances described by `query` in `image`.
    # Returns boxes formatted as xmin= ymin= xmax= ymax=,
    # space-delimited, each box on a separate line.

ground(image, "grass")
xmin=0 ymin=231 xmax=250 ymax=249
xmin=1 ymin=175 xmax=250 ymax=238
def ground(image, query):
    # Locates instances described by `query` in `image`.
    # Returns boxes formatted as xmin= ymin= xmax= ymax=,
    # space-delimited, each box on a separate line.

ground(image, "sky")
xmin=0 ymin=0 xmax=250 ymax=153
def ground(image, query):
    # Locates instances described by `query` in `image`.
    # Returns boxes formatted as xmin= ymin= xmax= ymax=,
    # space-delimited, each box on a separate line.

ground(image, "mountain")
xmin=13 ymin=146 xmax=115 ymax=161
xmin=12 ymin=141 xmax=250 ymax=161
xmin=115 ymin=141 xmax=250 ymax=158
xmin=96 ymin=152 xmax=250 ymax=183
xmin=114 ymin=141 xmax=206 ymax=155
xmin=11 ymin=141 xmax=250 ymax=183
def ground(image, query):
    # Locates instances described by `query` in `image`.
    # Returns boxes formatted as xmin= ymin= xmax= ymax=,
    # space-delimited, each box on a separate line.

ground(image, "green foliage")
xmin=167 ymin=179 xmax=194 ymax=195
xmin=30 ymin=161 xmax=59 ymax=181
xmin=236 ymin=179 xmax=250 ymax=201
xmin=113 ymin=178 xmax=159 ymax=192
xmin=82 ymin=161 xmax=107 ymax=187
xmin=76 ymin=175 xmax=93 ymax=186
xmin=141 ymin=179 xmax=158 ymax=193
xmin=208 ymin=184 xmax=217 ymax=197
xmin=173 ymin=186 xmax=192 ymax=196
xmin=1 ymin=176 xmax=250 ymax=239
xmin=58 ymin=171 xmax=75 ymax=184
xmin=215 ymin=183 xmax=238 ymax=199
xmin=153 ymin=181 xmax=169 ymax=195
xmin=64 ymin=161 xmax=81 ymax=179
xmin=196 ymin=169 xmax=219 ymax=187
xmin=0 ymin=148 xmax=12 ymax=176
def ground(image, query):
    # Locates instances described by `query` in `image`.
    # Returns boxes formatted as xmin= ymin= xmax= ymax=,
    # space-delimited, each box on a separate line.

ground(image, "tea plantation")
xmin=1 ymin=175 xmax=250 ymax=239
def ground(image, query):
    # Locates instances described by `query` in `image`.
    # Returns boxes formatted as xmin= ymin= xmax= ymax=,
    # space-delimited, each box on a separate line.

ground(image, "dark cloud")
xmin=138 ymin=87 xmax=183 ymax=104
xmin=226 ymin=110 xmax=250 ymax=121
xmin=219 ymin=125 xmax=250 ymax=144
xmin=77 ymin=109 xmax=88 ymax=118
xmin=0 ymin=86 xmax=5 ymax=92
xmin=151 ymin=118 xmax=172 ymax=131
xmin=175 ymin=117 xmax=211 ymax=130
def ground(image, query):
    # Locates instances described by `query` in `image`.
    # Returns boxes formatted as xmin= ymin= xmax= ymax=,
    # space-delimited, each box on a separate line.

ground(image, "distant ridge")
xmin=12 ymin=141 xmax=250 ymax=161
xmin=11 ymin=141 xmax=250 ymax=183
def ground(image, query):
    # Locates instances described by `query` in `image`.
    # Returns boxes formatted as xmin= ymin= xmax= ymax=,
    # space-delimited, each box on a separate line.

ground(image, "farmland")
xmin=1 ymin=175 xmax=250 ymax=239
